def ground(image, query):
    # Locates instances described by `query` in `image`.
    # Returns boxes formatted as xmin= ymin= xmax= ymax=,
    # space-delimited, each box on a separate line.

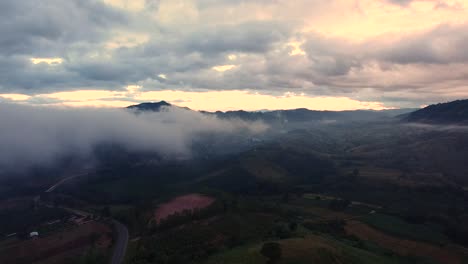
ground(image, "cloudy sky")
xmin=1 ymin=0 xmax=467 ymax=110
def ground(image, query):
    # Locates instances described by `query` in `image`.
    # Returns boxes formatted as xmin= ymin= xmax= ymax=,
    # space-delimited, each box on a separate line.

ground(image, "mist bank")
xmin=0 ymin=103 xmax=268 ymax=173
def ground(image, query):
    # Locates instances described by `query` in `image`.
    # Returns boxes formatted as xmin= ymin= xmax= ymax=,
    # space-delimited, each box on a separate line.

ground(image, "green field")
xmin=202 ymin=235 xmax=435 ymax=264
xmin=361 ymin=213 xmax=449 ymax=245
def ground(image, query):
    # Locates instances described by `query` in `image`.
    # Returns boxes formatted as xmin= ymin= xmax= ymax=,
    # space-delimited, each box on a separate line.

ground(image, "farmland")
xmin=0 ymin=221 xmax=112 ymax=264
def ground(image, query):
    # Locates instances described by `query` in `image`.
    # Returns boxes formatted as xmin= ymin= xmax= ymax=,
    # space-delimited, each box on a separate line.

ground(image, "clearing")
xmin=154 ymin=193 xmax=215 ymax=223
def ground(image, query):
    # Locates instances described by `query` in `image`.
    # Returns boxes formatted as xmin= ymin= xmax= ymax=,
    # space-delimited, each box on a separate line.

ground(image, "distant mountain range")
xmin=401 ymin=99 xmax=468 ymax=124
xmin=127 ymin=101 xmax=415 ymax=123
xmin=128 ymin=99 xmax=468 ymax=125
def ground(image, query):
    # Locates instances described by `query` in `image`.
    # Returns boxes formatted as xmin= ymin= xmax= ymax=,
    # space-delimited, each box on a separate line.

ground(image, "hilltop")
xmin=402 ymin=99 xmax=468 ymax=124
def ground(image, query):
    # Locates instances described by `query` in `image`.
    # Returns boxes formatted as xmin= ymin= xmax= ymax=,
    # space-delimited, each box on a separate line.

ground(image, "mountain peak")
xmin=127 ymin=101 xmax=172 ymax=112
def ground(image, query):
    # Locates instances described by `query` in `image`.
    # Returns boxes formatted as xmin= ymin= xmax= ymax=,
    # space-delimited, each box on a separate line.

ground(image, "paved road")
xmin=45 ymin=172 xmax=90 ymax=192
xmin=111 ymin=220 xmax=129 ymax=264
xmin=43 ymin=171 xmax=129 ymax=264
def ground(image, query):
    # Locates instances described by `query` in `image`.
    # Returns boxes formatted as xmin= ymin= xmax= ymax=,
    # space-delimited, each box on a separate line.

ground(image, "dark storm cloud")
xmin=0 ymin=0 xmax=128 ymax=55
xmin=181 ymin=22 xmax=291 ymax=54
xmin=0 ymin=0 xmax=133 ymax=92
xmin=0 ymin=0 xmax=293 ymax=93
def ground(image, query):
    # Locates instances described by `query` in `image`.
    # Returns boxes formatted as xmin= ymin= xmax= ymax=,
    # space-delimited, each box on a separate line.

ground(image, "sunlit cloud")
xmin=157 ymin=0 xmax=199 ymax=25
xmin=30 ymin=57 xmax=63 ymax=65
xmin=44 ymin=90 xmax=126 ymax=101
xmin=302 ymin=0 xmax=468 ymax=41
xmin=134 ymin=90 xmax=389 ymax=111
xmin=126 ymin=85 xmax=141 ymax=93
xmin=0 ymin=94 xmax=31 ymax=101
xmin=54 ymin=100 xmax=136 ymax=108
xmin=212 ymin=65 xmax=236 ymax=72
xmin=102 ymin=0 xmax=145 ymax=11
xmin=288 ymin=41 xmax=306 ymax=56
xmin=3 ymin=89 xmax=389 ymax=111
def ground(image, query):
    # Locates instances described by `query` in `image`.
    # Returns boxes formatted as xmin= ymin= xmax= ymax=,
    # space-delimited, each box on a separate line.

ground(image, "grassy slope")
xmin=361 ymin=213 xmax=449 ymax=245
xmin=203 ymin=235 xmax=412 ymax=264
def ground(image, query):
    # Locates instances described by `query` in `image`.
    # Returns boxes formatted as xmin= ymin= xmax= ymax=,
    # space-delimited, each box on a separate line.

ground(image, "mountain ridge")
xmin=402 ymin=99 xmax=468 ymax=124
xmin=127 ymin=101 xmax=416 ymax=123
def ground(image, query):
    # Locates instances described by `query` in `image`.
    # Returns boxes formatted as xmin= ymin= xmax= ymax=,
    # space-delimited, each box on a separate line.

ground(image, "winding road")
xmin=111 ymin=220 xmax=129 ymax=264
xmin=45 ymin=172 xmax=89 ymax=193
xmin=42 ymin=171 xmax=129 ymax=264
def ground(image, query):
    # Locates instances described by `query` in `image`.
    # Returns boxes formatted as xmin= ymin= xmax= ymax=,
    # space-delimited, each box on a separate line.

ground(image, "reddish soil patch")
xmin=345 ymin=220 xmax=465 ymax=264
xmin=155 ymin=194 xmax=215 ymax=223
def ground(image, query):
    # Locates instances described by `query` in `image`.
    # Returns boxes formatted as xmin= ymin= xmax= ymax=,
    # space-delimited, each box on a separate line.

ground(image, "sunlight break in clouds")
xmin=1 ymin=89 xmax=390 ymax=111
xmin=134 ymin=90 xmax=390 ymax=111
xmin=212 ymin=65 xmax=237 ymax=72
xmin=30 ymin=58 xmax=63 ymax=65
xmin=0 ymin=94 xmax=31 ymax=101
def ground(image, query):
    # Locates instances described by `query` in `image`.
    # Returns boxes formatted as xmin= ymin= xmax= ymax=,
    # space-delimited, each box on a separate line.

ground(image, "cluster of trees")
xmin=108 ymin=202 xmax=153 ymax=235
xmin=72 ymin=247 xmax=107 ymax=264
xmin=127 ymin=208 xmax=288 ymax=264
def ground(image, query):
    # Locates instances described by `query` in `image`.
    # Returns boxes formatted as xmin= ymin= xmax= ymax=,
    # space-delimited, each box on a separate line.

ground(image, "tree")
xmin=260 ymin=242 xmax=282 ymax=264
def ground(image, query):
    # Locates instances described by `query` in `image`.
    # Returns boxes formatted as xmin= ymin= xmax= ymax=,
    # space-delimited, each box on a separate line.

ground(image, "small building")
xmin=29 ymin=231 xmax=39 ymax=239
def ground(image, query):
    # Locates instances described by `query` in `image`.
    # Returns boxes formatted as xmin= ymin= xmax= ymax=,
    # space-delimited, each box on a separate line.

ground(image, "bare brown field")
xmin=0 ymin=221 xmax=112 ymax=264
xmin=345 ymin=220 xmax=466 ymax=264
xmin=154 ymin=193 xmax=215 ymax=223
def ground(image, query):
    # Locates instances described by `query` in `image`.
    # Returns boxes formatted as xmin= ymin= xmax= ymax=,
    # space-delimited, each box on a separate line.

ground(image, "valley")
xmin=1 ymin=101 xmax=468 ymax=264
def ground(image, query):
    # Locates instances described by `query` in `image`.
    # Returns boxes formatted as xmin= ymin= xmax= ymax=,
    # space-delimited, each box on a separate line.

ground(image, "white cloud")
xmin=212 ymin=65 xmax=236 ymax=72
xmin=30 ymin=57 xmax=63 ymax=65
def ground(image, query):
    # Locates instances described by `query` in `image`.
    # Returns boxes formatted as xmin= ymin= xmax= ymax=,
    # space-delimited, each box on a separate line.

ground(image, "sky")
xmin=1 ymin=0 xmax=468 ymax=111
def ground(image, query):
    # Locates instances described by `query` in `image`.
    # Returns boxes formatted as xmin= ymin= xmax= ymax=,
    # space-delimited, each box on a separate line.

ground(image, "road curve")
xmin=42 ymin=172 xmax=129 ymax=264
xmin=111 ymin=219 xmax=129 ymax=264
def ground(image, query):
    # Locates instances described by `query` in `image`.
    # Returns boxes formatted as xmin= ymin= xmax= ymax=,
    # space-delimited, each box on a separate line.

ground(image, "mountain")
xmin=213 ymin=109 xmax=414 ymax=123
xmin=128 ymin=101 xmax=416 ymax=124
xmin=402 ymin=99 xmax=468 ymax=124
xmin=127 ymin=101 xmax=172 ymax=112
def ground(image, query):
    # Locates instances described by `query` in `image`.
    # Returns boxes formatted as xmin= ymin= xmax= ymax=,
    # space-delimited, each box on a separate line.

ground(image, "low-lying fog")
xmin=0 ymin=103 xmax=268 ymax=173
